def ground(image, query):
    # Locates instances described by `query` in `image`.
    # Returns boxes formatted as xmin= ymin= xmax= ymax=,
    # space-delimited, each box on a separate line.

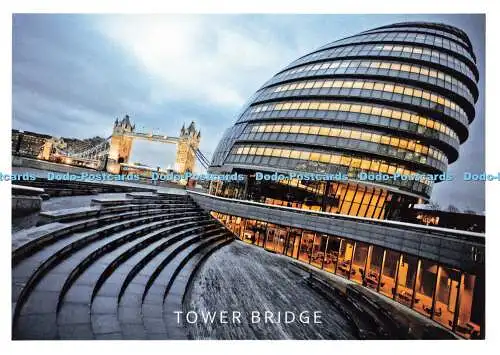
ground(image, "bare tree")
xmin=447 ymin=204 xmax=460 ymax=213
xmin=428 ymin=200 xmax=440 ymax=210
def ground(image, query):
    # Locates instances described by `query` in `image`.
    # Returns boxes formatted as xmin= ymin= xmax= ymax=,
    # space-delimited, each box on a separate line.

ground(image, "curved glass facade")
xmin=209 ymin=22 xmax=479 ymax=220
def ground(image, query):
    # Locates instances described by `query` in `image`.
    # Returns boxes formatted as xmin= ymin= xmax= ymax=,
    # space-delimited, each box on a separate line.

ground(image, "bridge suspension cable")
xmin=190 ymin=145 xmax=210 ymax=170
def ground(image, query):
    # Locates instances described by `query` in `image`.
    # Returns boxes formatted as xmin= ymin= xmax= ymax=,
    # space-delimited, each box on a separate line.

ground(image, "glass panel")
xmin=456 ymin=273 xmax=483 ymax=339
xmin=298 ymin=231 xmax=314 ymax=263
xmin=336 ymin=239 xmax=355 ymax=278
xmin=286 ymin=228 xmax=302 ymax=258
xmin=264 ymin=223 xmax=278 ymax=250
xmin=434 ymin=266 xmax=461 ymax=329
xmin=254 ymin=221 xmax=267 ymax=247
xmin=413 ymin=259 xmax=438 ymax=317
xmin=323 ymin=236 xmax=340 ymax=272
xmin=379 ymin=250 xmax=400 ymax=298
xmin=365 ymin=246 xmax=383 ymax=290
xmin=351 ymin=242 xmax=369 ymax=284
xmin=275 ymin=227 xmax=287 ymax=255
xmin=395 ymin=254 xmax=418 ymax=307
xmin=311 ymin=234 xmax=327 ymax=269
xmin=264 ymin=223 xmax=287 ymax=254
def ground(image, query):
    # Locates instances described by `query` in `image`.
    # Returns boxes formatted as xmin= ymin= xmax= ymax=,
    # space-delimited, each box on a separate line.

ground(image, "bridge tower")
xmin=175 ymin=121 xmax=200 ymax=174
xmin=106 ymin=115 xmax=135 ymax=174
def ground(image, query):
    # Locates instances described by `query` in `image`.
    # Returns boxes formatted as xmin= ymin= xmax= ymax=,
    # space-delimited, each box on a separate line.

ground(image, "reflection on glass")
xmin=286 ymin=228 xmax=302 ymax=258
xmin=434 ymin=266 xmax=461 ymax=329
xmin=379 ymin=250 xmax=400 ymax=298
xmin=456 ymin=273 xmax=482 ymax=339
xmin=298 ymin=232 xmax=314 ymax=263
xmin=254 ymin=221 xmax=267 ymax=247
xmin=336 ymin=240 xmax=355 ymax=278
xmin=414 ymin=260 xmax=438 ymax=317
xmin=201 ymin=212 xmax=483 ymax=339
xmin=311 ymin=234 xmax=327 ymax=268
xmin=265 ymin=224 xmax=287 ymax=253
xmin=351 ymin=242 xmax=369 ymax=284
xmin=275 ymin=227 xmax=288 ymax=254
xmin=241 ymin=219 xmax=256 ymax=244
xmin=395 ymin=254 xmax=418 ymax=307
xmin=365 ymin=246 xmax=383 ymax=290
xmin=324 ymin=236 xmax=340 ymax=272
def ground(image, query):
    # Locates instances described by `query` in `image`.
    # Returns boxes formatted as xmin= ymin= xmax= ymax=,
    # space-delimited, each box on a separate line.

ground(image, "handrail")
xmin=186 ymin=189 xmax=485 ymax=243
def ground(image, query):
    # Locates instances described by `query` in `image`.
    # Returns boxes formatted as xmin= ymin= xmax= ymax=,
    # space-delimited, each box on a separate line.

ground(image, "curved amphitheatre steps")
xmin=12 ymin=191 xmax=234 ymax=340
xmin=15 ymin=177 xmax=157 ymax=198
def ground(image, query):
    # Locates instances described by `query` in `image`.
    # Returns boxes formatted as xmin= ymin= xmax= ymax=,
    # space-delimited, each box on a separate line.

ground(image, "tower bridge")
xmin=41 ymin=115 xmax=209 ymax=174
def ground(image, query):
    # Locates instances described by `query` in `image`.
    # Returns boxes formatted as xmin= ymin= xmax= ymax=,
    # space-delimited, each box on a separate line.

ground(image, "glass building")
xmin=211 ymin=211 xmax=484 ymax=339
xmin=209 ymin=22 xmax=479 ymax=221
xmin=203 ymin=22 xmax=484 ymax=338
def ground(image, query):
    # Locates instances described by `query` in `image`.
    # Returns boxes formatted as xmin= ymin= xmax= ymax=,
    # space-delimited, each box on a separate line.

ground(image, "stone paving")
xmin=186 ymin=240 xmax=357 ymax=340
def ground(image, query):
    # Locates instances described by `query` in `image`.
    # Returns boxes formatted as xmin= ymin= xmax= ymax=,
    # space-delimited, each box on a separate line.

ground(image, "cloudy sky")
xmin=12 ymin=14 xmax=485 ymax=211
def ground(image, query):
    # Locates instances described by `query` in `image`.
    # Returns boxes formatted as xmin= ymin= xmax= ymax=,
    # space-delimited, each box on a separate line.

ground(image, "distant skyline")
xmin=12 ymin=14 xmax=485 ymax=212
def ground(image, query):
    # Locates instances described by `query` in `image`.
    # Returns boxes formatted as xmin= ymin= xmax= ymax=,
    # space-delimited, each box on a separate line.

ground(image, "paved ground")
xmin=185 ymin=240 xmax=357 ymax=340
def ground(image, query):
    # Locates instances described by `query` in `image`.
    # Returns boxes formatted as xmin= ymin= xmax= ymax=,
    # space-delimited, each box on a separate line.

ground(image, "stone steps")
xmin=162 ymin=237 xmax=233 ymax=339
xmin=12 ymin=192 xmax=235 ymax=340
xmin=39 ymin=202 xmax=196 ymax=225
xmin=141 ymin=232 xmax=231 ymax=339
xmin=12 ymin=211 xmax=205 ymax=324
xmin=15 ymin=178 xmax=157 ymax=195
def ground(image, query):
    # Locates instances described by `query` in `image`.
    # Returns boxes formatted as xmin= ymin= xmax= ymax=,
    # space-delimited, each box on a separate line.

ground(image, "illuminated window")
xmin=319 ymin=102 xmax=330 ymax=110
xmin=341 ymin=156 xmax=351 ymax=165
xmin=394 ymin=86 xmax=404 ymax=94
xmin=351 ymin=104 xmax=362 ymax=112
xmin=310 ymin=152 xmax=320 ymax=161
xmin=319 ymin=127 xmax=330 ymax=136
xmin=351 ymin=131 xmax=362 ymax=140
xmin=340 ymin=103 xmax=351 ymax=111
xmin=309 ymin=126 xmax=320 ymax=135
xmin=330 ymin=155 xmax=341 ymax=164
xmin=269 ymin=148 xmax=279 ymax=157
xmin=319 ymin=154 xmax=330 ymax=163
xmin=381 ymin=136 xmax=391 ymax=145
xmin=329 ymin=128 xmax=340 ymax=137
xmin=363 ymin=82 xmax=375 ymax=90
xmin=299 ymin=151 xmax=310 ymax=160
xmin=281 ymin=125 xmax=291 ymax=133
xmin=299 ymin=126 xmax=310 ymax=134
xmin=361 ymin=160 xmax=371 ymax=170
xmin=361 ymin=106 xmax=372 ymax=114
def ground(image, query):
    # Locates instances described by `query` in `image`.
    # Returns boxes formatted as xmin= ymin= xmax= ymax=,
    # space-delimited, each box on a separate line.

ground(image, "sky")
xmin=11 ymin=14 xmax=485 ymax=212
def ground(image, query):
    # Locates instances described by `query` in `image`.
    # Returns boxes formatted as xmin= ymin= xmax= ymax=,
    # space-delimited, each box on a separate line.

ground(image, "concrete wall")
xmin=12 ymin=156 xmax=99 ymax=174
xmin=188 ymin=191 xmax=485 ymax=274
xmin=12 ymin=195 xmax=42 ymax=217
